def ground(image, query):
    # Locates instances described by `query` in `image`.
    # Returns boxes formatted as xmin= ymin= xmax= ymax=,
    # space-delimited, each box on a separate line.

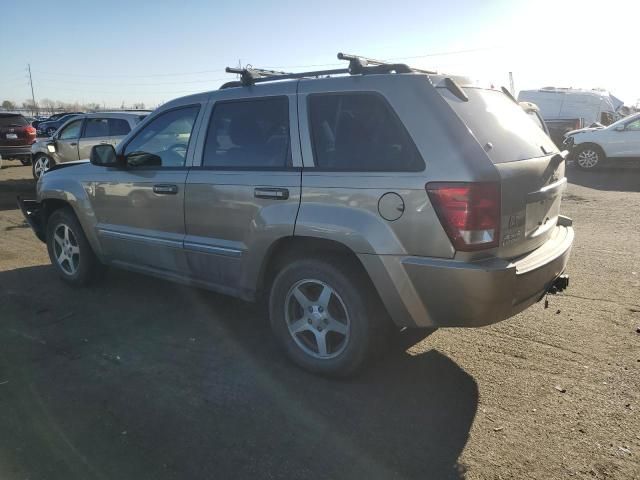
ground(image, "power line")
xmin=33 ymin=68 xmax=226 ymax=78
xmin=34 ymin=76 xmax=232 ymax=87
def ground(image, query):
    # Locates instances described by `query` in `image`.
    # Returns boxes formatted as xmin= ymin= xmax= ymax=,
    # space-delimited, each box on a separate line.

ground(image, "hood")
xmin=564 ymin=126 xmax=605 ymax=136
xmin=46 ymin=159 xmax=90 ymax=173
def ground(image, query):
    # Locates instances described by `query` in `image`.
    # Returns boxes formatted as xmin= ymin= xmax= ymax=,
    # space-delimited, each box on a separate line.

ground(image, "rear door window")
xmin=307 ymin=93 xmax=424 ymax=171
xmin=108 ymin=118 xmax=131 ymax=136
xmin=83 ymin=118 xmax=109 ymax=138
xmin=202 ymin=97 xmax=291 ymax=168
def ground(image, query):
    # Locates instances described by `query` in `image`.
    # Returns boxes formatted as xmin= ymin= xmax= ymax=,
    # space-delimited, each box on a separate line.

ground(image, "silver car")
xmin=31 ymin=111 xmax=149 ymax=179
xmin=19 ymin=54 xmax=573 ymax=376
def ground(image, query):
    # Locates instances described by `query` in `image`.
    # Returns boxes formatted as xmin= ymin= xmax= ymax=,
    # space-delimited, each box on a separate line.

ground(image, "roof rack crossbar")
xmin=337 ymin=52 xmax=437 ymax=75
xmin=221 ymin=52 xmax=438 ymax=88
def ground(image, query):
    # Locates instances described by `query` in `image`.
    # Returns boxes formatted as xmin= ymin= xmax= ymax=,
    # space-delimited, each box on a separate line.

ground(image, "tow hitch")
xmin=544 ymin=274 xmax=569 ymax=309
xmin=548 ymin=274 xmax=570 ymax=294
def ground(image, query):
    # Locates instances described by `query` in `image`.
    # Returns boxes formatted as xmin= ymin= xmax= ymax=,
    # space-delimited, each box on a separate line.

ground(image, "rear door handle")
xmin=254 ymin=187 xmax=289 ymax=200
xmin=153 ymin=184 xmax=178 ymax=195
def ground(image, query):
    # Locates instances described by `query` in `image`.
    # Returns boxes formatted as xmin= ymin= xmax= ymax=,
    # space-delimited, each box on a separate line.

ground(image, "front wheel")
xmin=32 ymin=154 xmax=53 ymax=179
xmin=20 ymin=157 xmax=31 ymax=166
xmin=575 ymin=145 xmax=603 ymax=170
xmin=269 ymin=258 xmax=387 ymax=376
xmin=46 ymin=127 xmax=56 ymax=137
xmin=46 ymin=208 xmax=104 ymax=286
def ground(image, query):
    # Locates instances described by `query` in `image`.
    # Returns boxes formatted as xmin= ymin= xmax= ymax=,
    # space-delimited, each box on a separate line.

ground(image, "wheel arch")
xmin=257 ymin=236 xmax=371 ymax=297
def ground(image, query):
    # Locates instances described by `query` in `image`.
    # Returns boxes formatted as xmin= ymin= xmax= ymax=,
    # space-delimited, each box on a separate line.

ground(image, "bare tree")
xmin=22 ymin=99 xmax=37 ymax=115
xmin=40 ymin=98 xmax=56 ymax=115
xmin=1 ymin=100 xmax=16 ymax=110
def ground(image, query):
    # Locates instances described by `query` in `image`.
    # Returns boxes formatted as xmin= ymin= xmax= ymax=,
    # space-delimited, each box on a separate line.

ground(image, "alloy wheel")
xmin=52 ymin=223 xmax=80 ymax=276
xmin=577 ymin=149 xmax=599 ymax=168
xmin=34 ymin=156 xmax=50 ymax=178
xmin=285 ymin=279 xmax=350 ymax=359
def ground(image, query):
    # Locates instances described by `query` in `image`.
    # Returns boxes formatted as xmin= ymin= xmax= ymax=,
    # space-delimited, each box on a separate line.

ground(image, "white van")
xmin=517 ymin=88 xmax=622 ymax=126
xmin=517 ymin=88 xmax=623 ymax=146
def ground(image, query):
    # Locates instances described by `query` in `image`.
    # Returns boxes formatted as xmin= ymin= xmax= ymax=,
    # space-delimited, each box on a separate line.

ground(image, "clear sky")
xmin=1 ymin=0 xmax=638 ymax=108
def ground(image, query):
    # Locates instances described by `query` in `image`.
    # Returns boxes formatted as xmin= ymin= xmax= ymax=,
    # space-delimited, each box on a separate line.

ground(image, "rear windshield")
xmin=440 ymin=87 xmax=558 ymax=163
xmin=0 ymin=114 xmax=28 ymax=127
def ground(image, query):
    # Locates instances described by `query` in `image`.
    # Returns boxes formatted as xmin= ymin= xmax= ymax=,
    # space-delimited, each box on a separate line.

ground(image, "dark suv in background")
xmin=0 ymin=113 xmax=37 ymax=165
xmin=36 ymin=113 xmax=84 ymax=137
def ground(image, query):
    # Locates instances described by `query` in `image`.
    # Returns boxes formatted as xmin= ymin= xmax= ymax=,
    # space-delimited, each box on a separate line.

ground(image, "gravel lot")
xmin=0 ymin=160 xmax=638 ymax=480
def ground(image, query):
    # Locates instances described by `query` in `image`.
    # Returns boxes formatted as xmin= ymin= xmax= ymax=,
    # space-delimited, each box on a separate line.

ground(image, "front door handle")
xmin=254 ymin=187 xmax=289 ymax=200
xmin=70 ymin=142 xmax=77 ymax=146
xmin=153 ymin=184 xmax=178 ymax=195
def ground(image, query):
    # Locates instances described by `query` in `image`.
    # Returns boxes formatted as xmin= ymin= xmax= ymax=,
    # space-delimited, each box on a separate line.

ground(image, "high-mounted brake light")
xmin=426 ymin=182 xmax=501 ymax=251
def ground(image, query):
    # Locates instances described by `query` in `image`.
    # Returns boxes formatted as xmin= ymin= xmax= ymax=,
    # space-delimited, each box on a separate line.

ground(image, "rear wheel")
xmin=46 ymin=208 xmax=104 ymax=286
xmin=20 ymin=157 xmax=31 ymax=166
xmin=269 ymin=258 xmax=387 ymax=376
xmin=32 ymin=154 xmax=53 ymax=179
xmin=575 ymin=145 xmax=603 ymax=169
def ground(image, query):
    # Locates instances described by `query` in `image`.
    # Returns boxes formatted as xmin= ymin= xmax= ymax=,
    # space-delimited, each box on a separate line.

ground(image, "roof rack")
xmin=221 ymin=52 xmax=437 ymax=88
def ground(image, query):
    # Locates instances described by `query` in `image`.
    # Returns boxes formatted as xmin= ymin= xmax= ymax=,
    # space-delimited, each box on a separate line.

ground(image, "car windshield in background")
xmin=0 ymin=114 xmax=28 ymax=127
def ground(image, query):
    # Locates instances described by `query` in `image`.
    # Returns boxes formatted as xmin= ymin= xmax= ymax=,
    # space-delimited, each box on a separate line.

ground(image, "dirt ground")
xmin=0 ymin=160 xmax=638 ymax=480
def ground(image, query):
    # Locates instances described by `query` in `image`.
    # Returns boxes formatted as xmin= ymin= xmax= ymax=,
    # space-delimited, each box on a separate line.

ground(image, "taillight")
xmin=426 ymin=182 xmax=501 ymax=251
xmin=25 ymin=126 xmax=36 ymax=141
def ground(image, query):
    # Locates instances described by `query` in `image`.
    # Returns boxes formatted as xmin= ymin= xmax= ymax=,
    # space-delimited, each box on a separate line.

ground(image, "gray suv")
xmin=31 ymin=111 xmax=149 ymax=179
xmin=19 ymin=54 xmax=573 ymax=376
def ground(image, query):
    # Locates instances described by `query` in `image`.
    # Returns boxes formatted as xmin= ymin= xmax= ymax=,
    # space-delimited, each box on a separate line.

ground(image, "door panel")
xmin=91 ymin=169 xmax=188 ymax=272
xmin=90 ymin=105 xmax=203 ymax=274
xmin=184 ymin=171 xmax=301 ymax=293
xmin=54 ymin=119 xmax=82 ymax=163
xmin=184 ymin=85 xmax=302 ymax=296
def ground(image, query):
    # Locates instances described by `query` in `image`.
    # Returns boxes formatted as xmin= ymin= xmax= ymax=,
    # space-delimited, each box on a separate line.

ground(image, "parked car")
xmin=36 ymin=113 xmax=84 ymax=137
xmin=0 ymin=113 xmax=37 ymax=165
xmin=18 ymin=55 xmax=573 ymax=376
xmin=519 ymin=101 xmax=550 ymax=136
xmin=31 ymin=112 xmax=148 ymax=179
xmin=518 ymin=88 xmax=622 ymax=147
xmin=563 ymin=112 xmax=640 ymax=169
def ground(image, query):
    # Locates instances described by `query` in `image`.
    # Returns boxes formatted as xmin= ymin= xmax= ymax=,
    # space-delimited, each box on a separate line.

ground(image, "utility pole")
xmin=509 ymin=72 xmax=515 ymax=97
xmin=27 ymin=63 xmax=38 ymax=116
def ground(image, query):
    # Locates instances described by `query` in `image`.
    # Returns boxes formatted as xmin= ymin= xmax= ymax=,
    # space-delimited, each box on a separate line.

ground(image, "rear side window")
xmin=108 ymin=118 xmax=131 ymax=136
xmin=308 ymin=93 xmax=424 ymax=171
xmin=83 ymin=118 xmax=109 ymax=138
xmin=0 ymin=114 xmax=28 ymax=127
xmin=202 ymin=97 xmax=291 ymax=168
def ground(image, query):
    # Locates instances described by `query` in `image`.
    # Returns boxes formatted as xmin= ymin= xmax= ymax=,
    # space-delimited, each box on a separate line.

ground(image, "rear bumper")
xmin=0 ymin=145 xmax=32 ymax=158
xmin=17 ymin=196 xmax=46 ymax=242
xmin=360 ymin=218 xmax=574 ymax=328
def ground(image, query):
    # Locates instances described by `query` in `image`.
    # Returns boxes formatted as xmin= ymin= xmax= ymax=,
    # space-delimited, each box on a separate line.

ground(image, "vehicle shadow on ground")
xmin=0 ymin=265 xmax=478 ymax=480
xmin=0 ymin=178 xmax=36 ymax=211
xmin=567 ymin=165 xmax=640 ymax=192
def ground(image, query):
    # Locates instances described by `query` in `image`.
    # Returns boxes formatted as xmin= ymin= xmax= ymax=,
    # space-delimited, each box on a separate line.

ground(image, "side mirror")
xmin=615 ymin=124 xmax=625 ymax=132
xmin=90 ymin=144 xmax=122 ymax=167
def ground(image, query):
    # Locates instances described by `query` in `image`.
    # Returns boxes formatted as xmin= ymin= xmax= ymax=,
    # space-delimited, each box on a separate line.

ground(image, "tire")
xmin=46 ymin=127 xmax=56 ymax=137
xmin=46 ymin=207 xmax=104 ymax=286
xmin=269 ymin=258 xmax=388 ymax=376
xmin=32 ymin=154 xmax=53 ymax=179
xmin=575 ymin=144 xmax=603 ymax=170
xmin=20 ymin=157 xmax=31 ymax=166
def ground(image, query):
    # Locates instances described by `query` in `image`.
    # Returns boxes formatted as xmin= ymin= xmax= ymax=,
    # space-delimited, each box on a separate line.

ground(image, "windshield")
xmin=608 ymin=112 xmax=640 ymax=129
xmin=440 ymin=87 xmax=558 ymax=163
